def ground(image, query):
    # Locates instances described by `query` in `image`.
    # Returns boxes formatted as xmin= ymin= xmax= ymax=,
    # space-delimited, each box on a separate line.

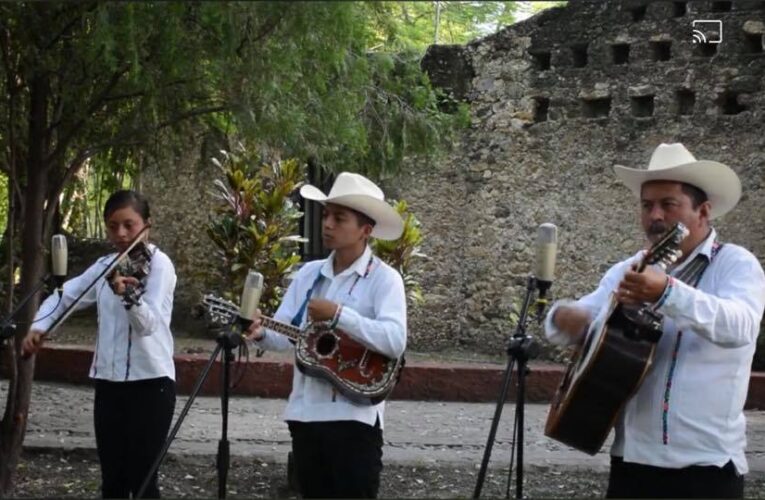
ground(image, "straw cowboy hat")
xmin=300 ymin=172 xmax=404 ymax=240
xmin=613 ymin=143 xmax=741 ymax=219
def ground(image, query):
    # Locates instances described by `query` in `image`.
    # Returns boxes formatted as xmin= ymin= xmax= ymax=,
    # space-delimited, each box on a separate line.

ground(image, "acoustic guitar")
xmin=202 ymin=294 xmax=405 ymax=405
xmin=544 ymin=223 xmax=689 ymax=454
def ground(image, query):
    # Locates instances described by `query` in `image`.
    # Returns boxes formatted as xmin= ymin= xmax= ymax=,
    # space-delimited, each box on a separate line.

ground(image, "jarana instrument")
xmin=202 ymin=294 xmax=405 ymax=405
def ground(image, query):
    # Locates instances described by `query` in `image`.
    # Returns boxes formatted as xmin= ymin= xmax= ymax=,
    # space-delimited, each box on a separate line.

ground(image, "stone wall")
xmin=404 ymin=0 xmax=765 ymax=353
xmin=140 ymin=0 xmax=765 ymax=354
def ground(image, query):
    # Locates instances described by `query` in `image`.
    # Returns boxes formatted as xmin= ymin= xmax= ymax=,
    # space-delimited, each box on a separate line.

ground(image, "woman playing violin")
xmin=22 ymin=190 xmax=177 ymax=499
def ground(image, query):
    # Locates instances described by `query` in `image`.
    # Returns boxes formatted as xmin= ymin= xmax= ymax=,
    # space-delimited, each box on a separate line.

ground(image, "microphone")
xmin=51 ymin=234 xmax=68 ymax=294
xmin=238 ymin=270 xmax=264 ymax=327
xmin=534 ymin=223 xmax=558 ymax=320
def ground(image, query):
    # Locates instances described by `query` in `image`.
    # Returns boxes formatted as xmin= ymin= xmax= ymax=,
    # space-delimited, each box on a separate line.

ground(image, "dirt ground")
xmin=13 ymin=448 xmax=765 ymax=499
xmin=15 ymin=448 xmax=606 ymax=498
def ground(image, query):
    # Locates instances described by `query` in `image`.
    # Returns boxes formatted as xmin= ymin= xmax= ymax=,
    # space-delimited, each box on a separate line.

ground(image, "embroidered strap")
xmin=661 ymin=239 xmax=724 ymax=444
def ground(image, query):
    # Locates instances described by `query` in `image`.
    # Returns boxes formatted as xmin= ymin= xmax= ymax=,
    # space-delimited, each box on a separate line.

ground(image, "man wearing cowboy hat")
xmin=245 ymin=172 xmax=406 ymax=498
xmin=545 ymin=143 xmax=765 ymax=498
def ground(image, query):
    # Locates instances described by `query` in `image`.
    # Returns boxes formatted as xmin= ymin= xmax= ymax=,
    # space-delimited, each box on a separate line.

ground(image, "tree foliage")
xmin=364 ymin=1 xmax=520 ymax=51
xmin=0 ymin=2 xmax=470 ymax=493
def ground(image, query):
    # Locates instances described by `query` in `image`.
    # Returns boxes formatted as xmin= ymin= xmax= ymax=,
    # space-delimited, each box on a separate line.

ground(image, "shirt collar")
xmin=320 ymin=245 xmax=373 ymax=279
xmin=673 ymin=227 xmax=716 ymax=272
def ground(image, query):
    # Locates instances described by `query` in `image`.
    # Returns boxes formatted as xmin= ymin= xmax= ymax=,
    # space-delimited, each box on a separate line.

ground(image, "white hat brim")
xmin=300 ymin=185 xmax=404 ymax=240
xmin=613 ymin=160 xmax=741 ymax=219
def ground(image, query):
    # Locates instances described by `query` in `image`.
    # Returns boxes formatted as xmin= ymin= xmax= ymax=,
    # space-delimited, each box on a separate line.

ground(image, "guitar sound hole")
xmin=315 ymin=333 xmax=337 ymax=356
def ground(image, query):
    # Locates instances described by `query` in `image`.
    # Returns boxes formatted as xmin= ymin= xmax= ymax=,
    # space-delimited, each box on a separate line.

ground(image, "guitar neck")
xmin=261 ymin=316 xmax=301 ymax=341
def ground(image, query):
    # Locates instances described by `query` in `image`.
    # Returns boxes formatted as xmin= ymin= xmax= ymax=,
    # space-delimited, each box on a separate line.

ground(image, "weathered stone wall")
xmin=140 ymin=0 xmax=765 ymax=354
xmin=140 ymin=132 xmax=230 ymax=334
xmin=403 ymin=0 xmax=765 ymax=353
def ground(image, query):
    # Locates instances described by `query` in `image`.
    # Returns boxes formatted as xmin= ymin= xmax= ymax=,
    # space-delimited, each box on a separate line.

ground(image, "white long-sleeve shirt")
xmin=34 ymin=244 xmax=176 ymax=382
xmin=545 ymin=229 xmax=765 ymax=473
xmin=255 ymin=245 xmax=407 ymax=428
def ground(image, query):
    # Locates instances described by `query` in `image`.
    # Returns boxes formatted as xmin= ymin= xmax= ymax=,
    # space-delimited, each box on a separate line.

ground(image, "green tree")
xmin=0 ymin=2 xmax=465 ymax=492
xmin=365 ymin=1 xmax=520 ymax=52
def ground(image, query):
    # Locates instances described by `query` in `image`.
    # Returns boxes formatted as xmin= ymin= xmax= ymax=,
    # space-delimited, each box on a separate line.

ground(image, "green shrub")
xmin=372 ymin=199 xmax=426 ymax=307
xmin=207 ymin=145 xmax=305 ymax=315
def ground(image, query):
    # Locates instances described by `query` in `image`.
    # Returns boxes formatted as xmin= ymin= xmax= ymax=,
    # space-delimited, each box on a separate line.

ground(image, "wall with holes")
xmin=388 ymin=0 xmax=765 ymax=357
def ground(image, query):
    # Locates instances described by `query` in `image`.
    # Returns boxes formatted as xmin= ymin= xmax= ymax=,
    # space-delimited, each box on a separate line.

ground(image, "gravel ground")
xmin=13 ymin=449 xmax=765 ymax=499
xmin=15 ymin=448 xmax=608 ymax=498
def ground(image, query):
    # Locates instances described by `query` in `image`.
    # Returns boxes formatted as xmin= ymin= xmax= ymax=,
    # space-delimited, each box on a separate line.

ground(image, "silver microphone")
xmin=51 ymin=234 xmax=68 ymax=294
xmin=534 ymin=223 xmax=558 ymax=320
xmin=239 ymin=270 xmax=264 ymax=325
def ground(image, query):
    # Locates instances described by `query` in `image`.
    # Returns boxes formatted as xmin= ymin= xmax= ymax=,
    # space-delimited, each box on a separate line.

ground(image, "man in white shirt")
xmin=246 ymin=172 xmax=407 ymax=498
xmin=545 ymin=143 xmax=765 ymax=498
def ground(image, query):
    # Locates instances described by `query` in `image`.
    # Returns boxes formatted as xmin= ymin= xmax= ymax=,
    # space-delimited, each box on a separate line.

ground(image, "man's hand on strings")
xmin=616 ymin=265 xmax=668 ymax=306
xmin=307 ymin=299 xmax=340 ymax=323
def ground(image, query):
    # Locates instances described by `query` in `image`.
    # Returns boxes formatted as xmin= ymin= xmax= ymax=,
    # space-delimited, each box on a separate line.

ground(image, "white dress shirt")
xmin=545 ymin=229 xmax=765 ymax=473
xmin=255 ymin=245 xmax=407 ymax=428
xmin=34 ymin=244 xmax=176 ymax=382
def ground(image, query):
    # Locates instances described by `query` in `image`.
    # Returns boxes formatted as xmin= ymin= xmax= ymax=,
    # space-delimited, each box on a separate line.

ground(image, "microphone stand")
xmin=137 ymin=320 xmax=246 ymax=499
xmin=0 ymin=275 xmax=52 ymax=341
xmin=473 ymin=275 xmax=542 ymax=499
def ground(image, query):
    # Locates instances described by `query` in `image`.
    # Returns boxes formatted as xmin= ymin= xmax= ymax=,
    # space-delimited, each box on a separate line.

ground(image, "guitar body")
xmin=544 ymin=301 xmax=658 ymax=454
xmin=295 ymin=322 xmax=405 ymax=405
xmin=544 ymin=222 xmax=689 ymax=455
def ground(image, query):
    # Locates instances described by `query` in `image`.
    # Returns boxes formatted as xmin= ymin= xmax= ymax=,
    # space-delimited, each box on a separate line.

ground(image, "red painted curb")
xmin=13 ymin=345 xmax=765 ymax=409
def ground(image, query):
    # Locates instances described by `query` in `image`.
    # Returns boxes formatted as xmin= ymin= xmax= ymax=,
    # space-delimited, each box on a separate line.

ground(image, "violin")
xmin=107 ymin=240 xmax=153 ymax=309
xmin=41 ymin=225 xmax=152 ymax=338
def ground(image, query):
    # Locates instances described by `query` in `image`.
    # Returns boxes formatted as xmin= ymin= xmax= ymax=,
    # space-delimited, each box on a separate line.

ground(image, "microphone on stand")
xmin=534 ymin=223 xmax=558 ymax=322
xmin=238 ymin=270 xmax=264 ymax=328
xmin=51 ymin=234 xmax=68 ymax=295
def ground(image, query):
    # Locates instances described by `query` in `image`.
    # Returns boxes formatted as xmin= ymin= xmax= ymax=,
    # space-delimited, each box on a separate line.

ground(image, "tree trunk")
xmin=0 ymin=73 xmax=50 ymax=496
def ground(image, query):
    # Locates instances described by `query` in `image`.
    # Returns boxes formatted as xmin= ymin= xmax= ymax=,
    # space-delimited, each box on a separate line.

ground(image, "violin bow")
xmin=42 ymin=224 xmax=152 ymax=337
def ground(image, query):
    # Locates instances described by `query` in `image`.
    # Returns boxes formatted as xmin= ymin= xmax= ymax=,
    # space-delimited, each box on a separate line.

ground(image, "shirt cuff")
xmin=335 ymin=304 xmax=355 ymax=333
xmin=654 ymin=275 xmax=692 ymax=317
xmin=544 ymin=299 xmax=581 ymax=346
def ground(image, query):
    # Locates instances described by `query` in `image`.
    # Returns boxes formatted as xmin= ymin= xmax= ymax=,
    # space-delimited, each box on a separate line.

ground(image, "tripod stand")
xmin=473 ymin=275 xmax=542 ymax=499
xmin=137 ymin=324 xmax=245 ymax=499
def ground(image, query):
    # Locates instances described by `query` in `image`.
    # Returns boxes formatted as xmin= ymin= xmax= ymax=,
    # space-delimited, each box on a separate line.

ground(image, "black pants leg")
xmin=288 ymin=419 xmax=384 ymax=499
xmin=126 ymin=378 xmax=176 ymax=498
xmin=94 ymin=378 xmax=176 ymax=499
xmin=607 ymin=456 xmax=745 ymax=498
xmin=94 ymin=381 xmax=130 ymax=499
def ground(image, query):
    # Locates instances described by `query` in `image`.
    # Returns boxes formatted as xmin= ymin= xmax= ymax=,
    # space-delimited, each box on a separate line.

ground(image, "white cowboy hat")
xmin=613 ymin=143 xmax=741 ymax=219
xmin=300 ymin=172 xmax=404 ymax=240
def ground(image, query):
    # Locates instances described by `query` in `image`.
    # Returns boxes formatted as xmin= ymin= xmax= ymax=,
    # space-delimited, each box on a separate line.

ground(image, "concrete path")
xmin=16 ymin=382 xmax=765 ymax=473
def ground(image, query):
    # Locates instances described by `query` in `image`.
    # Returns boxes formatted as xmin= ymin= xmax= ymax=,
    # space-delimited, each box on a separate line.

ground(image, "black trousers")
xmin=287 ymin=419 xmax=383 ymax=499
xmin=94 ymin=377 xmax=176 ymax=499
xmin=607 ymin=456 xmax=745 ymax=498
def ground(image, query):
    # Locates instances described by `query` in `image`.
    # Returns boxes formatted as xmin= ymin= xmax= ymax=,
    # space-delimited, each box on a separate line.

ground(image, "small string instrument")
xmin=202 ymin=294 xmax=405 ymax=405
xmin=107 ymin=240 xmax=153 ymax=308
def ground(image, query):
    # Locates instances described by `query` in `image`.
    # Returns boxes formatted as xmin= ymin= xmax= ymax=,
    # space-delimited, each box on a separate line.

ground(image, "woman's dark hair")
xmin=103 ymin=190 xmax=151 ymax=221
